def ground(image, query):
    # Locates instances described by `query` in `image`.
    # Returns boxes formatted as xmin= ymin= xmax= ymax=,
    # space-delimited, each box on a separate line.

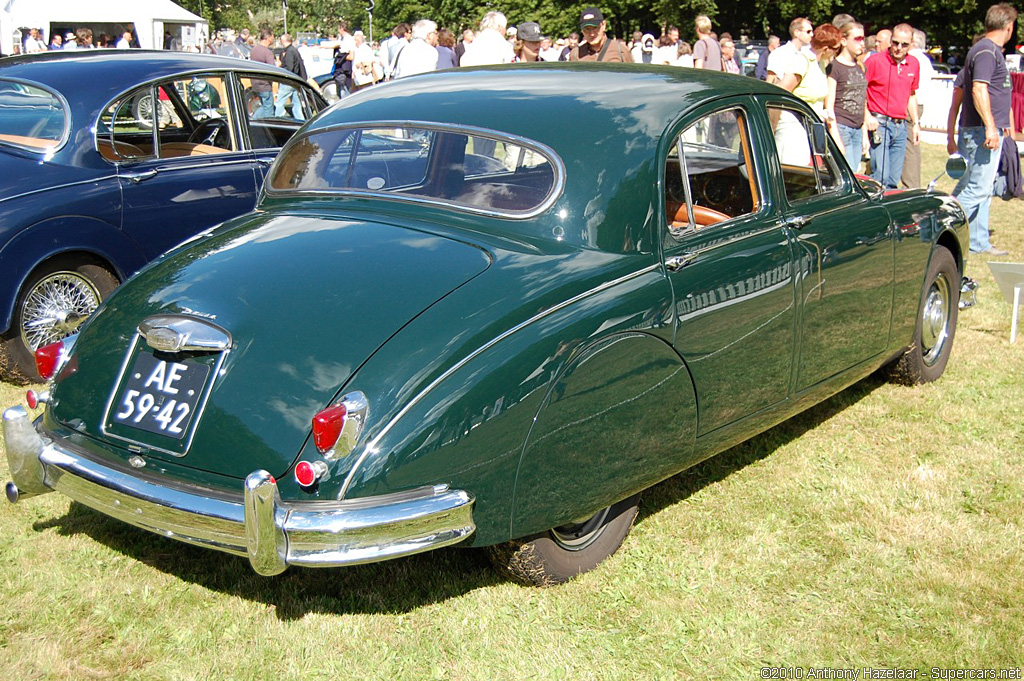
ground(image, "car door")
xmin=236 ymin=74 xmax=326 ymax=185
xmin=103 ymin=73 xmax=260 ymax=261
xmin=760 ymin=99 xmax=894 ymax=391
xmin=663 ymin=101 xmax=797 ymax=437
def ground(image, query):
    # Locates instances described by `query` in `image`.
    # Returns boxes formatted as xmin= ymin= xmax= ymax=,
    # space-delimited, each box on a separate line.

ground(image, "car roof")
xmin=0 ymin=50 xmax=299 ymax=105
xmin=310 ymin=62 xmax=783 ymax=155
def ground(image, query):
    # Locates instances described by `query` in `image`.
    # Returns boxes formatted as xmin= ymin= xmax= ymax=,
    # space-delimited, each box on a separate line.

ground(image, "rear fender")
xmin=510 ymin=332 xmax=697 ymax=539
xmin=0 ymin=217 xmax=145 ymax=332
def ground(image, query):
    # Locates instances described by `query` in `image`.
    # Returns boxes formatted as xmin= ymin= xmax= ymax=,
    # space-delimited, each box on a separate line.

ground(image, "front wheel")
xmin=887 ymin=247 xmax=960 ymax=385
xmin=487 ymin=494 xmax=640 ymax=586
xmin=0 ymin=259 xmax=118 ymax=384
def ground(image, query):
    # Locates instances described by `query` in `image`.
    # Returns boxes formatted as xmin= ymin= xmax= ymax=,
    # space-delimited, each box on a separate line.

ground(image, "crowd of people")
xmin=14 ymin=26 xmax=137 ymax=52
xmin=9 ymin=3 xmax=1016 ymax=256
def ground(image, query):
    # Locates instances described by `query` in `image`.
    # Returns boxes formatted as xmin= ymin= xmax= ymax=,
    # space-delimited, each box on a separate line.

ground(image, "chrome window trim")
xmin=337 ymin=262 xmax=662 ymax=500
xmin=668 ymin=104 xmax=768 ymax=242
xmin=266 ymin=120 xmax=567 ymax=221
xmin=764 ymin=101 xmax=851 ymax=206
xmin=0 ymin=77 xmax=72 ymax=154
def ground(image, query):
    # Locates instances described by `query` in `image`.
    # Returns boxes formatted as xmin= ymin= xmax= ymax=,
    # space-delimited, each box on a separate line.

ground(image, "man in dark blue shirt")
xmin=946 ymin=3 xmax=1017 ymax=255
xmin=754 ymin=35 xmax=780 ymax=80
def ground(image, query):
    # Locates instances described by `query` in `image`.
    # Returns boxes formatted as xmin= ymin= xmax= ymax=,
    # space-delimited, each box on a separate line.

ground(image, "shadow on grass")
xmin=31 ymin=372 xmax=886 ymax=617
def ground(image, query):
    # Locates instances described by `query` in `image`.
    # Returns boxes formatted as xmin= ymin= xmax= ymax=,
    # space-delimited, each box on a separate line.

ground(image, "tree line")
xmin=176 ymin=0 xmax=999 ymax=55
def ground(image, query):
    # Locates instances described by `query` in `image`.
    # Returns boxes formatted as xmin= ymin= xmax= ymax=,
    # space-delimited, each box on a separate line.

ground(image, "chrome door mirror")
xmin=945 ymin=153 xmax=968 ymax=180
xmin=927 ymin=154 xmax=968 ymax=192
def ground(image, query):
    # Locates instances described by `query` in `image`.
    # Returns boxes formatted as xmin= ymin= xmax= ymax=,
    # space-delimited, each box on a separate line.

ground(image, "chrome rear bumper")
xmin=3 ymin=406 xmax=475 ymax=576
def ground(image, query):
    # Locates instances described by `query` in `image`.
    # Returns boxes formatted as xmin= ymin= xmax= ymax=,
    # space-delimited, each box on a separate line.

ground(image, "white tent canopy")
xmin=2 ymin=0 xmax=207 ymax=54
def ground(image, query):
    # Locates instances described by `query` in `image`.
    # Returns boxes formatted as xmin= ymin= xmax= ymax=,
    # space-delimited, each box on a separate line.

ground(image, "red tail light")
xmin=312 ymin=404 xmax=347 ymax=453
xmin=35 ymin=340 xmax=65 ymax=381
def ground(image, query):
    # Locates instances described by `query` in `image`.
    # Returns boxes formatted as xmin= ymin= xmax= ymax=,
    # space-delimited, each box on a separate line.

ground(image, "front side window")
xmin=99 ymin=74 xmax=236 ymax=162
xmin=666 ymin=107 xmax=760 ymax=233
xmin=767 ymin=104 xmax=842 ymax=203
xmin=269 ymin=125 xmax=560 ymax=216
xmin=0 ymin=80 xmax=67 ymax=151
xmin=238 ymin=75 xmax=315 ymax=150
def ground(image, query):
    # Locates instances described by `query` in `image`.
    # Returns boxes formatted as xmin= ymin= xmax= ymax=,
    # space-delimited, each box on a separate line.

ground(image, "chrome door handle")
xmin=121 ymin=169 xmax=158 ymax=184
xmin=665 ymin=253 xmax=697 ymax=272
xmin=784 ymin=216 xmax=809 ymax=230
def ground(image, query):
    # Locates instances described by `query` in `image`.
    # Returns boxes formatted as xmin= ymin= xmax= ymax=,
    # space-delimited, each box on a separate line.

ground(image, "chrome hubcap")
xmin=550 ymin=507 xmax=610 ymax=551
xmin=20 ymin=272 xmax=101 ymax=351
xmin=921 ymin=273 xmax=951 ymax=366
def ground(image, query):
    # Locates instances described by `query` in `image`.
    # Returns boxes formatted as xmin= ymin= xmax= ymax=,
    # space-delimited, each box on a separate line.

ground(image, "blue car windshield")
xmin=268 ymin=124 xmax=562 ymax=218
xmin=0 ymin=80 xmax=67 ymax=152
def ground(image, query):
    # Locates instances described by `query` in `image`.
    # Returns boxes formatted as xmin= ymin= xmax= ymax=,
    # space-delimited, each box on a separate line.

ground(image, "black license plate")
xmin=110 ymin=353 xmax=211 ymax=439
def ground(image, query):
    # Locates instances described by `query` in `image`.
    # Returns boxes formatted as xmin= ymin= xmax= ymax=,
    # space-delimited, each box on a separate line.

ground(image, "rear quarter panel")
xmin=337 ymin=249 xmax=695 ymax=545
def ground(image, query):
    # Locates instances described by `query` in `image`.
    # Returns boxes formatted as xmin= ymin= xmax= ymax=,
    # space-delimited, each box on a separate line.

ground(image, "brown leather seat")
xmin=96 ymin=139 xmax=146 ymax=161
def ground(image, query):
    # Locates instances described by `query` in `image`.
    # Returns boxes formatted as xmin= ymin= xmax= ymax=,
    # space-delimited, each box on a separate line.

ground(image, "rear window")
xmin=268 ymin=124 xmax=561 ymax=217
xmin=0 ymin=80 xmax=67 ymax=152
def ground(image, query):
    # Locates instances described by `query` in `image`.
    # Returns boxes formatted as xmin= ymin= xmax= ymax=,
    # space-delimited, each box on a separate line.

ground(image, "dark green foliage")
xmin=175 ymin=0 xmax=989 ymax=53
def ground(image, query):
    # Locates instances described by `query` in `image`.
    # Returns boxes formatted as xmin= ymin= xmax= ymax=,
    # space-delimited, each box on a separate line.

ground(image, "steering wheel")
xmin=188 ymin=119 xmax=229 ymax=147
xmin=672 ymin=203 xmax=730 ymax=230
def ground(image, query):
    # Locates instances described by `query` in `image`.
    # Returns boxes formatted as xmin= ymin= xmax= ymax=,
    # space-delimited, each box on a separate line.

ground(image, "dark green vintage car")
xmin=3 ymin=64 xmax=975 ymax=585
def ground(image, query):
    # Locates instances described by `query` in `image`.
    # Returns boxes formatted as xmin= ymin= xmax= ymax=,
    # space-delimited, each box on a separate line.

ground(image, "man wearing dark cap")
xmin=517 ymin=21 xmax=543 ymax=62
xmin=569 ymin=7 xmax=633 ymax=62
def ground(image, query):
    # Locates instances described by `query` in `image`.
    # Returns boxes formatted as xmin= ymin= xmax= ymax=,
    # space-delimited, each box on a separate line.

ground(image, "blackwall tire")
xmin=487 ymin=494 xmax=640 ymax=586
xmin=887 ymin=247 xmax=959 ymax=386
xmin=0 ymin=259 xmax=118 ymax=385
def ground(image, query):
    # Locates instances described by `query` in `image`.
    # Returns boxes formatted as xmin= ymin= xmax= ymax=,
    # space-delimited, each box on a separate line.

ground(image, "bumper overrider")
xmin=3 ymin=406 xmax=475 ymax=576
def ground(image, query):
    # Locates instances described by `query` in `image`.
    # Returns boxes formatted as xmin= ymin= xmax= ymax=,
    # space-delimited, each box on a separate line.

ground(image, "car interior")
xmin=666 ymin=108 xmax=759 ymax=231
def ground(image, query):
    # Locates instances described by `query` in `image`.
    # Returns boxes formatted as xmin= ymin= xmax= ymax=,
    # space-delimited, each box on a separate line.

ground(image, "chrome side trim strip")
xmin=338 ymin=262 xmax=662 ymax=499
xmin=2 ymin=407 xmax=475 ymax=575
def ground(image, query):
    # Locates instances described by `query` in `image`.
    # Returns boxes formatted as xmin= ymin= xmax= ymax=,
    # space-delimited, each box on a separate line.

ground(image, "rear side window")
xmin=269 ymin=125 xmax=561 ymax=217
xmin=0 ymin=80 xmax=67 ymax=152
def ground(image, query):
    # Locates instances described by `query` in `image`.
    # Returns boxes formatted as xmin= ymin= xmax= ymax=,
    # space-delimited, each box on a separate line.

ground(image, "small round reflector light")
xmin=312 ymin=404 xmax=347 ymax=453
xmin=295 ymin=461 xmax=317 ymax=487
xmin=34 ymin=340 xmax=64 ymax=381
xmin=26 ymin=390 xmax=38 ymax=409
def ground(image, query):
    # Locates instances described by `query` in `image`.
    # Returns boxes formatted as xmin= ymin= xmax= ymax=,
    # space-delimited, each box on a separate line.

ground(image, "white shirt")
xmin=908 ymin=47 xmax=936 ymax=110
xmin=352 ymin=43 xmax=378 ymax=86
xmin=394 ymin=39 xmax=438 ymax=78
xmin=116 ymin=37 xmax=132 ymax=49
xmin=459 ymin=29 xmax=514 ymax=66
xmin=24 ymin=37 xmax=47 ymax=53
xmin=766 ymin=41 xmax=804 ymax=80
xmin=539 ymin=46 xmax=562 ymax=62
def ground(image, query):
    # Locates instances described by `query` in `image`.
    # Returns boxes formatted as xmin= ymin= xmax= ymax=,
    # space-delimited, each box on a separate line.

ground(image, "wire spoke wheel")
xmin=20 ymin=271 xmax=101 ymax=351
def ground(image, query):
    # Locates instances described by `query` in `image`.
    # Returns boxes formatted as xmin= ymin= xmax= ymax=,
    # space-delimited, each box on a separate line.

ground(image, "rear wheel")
xmin=487 ymin=494 xmax=640 ymax=586
xmin=887 ymin=247 xmax=959 ymax=385
xmin=0 ymin=259 xmax=118 ymax=384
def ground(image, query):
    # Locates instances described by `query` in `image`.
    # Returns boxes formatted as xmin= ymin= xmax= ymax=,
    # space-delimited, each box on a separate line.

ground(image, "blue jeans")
xmin=274 ymin=83 xmax=304 ymax=120
xmin=837 ymin=123 xmax=863 ymax=172
xmin=253 ymin=91 xmax=274 ymax=119
xmin=954 ymin=126 xmax=1002 ymax=253
xmin=868 ymin=115 xmax=907 ymax=188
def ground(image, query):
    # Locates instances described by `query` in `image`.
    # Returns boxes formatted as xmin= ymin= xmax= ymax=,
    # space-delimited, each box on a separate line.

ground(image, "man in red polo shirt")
xmin=864 ymin=23 xmax=920 ymax=188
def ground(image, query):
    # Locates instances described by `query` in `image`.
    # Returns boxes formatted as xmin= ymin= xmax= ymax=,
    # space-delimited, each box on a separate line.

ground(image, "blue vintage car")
xmin=0 ymin=51 xmax=326 ymax=383
xmin=4 ymin=64 xmax=976 ymax=586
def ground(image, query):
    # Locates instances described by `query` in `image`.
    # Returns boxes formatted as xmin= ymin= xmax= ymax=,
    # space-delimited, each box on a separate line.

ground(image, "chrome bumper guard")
xmin=960 ymin=276 xmax=979 ymax=309
xmin=3 ymin=406 xmax=475 ymax=576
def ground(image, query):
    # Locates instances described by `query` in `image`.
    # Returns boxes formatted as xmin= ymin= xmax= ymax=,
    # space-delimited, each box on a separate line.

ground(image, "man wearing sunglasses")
xmin=946 ymin=3 xmax=1017 ymax=256
xmin=864 ymin=24 xmax=920 ymax=188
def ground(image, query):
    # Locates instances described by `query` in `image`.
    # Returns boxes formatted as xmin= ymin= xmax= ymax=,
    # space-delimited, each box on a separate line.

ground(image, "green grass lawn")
xmin=0 ymin=143 xmax=1022 ymax=679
